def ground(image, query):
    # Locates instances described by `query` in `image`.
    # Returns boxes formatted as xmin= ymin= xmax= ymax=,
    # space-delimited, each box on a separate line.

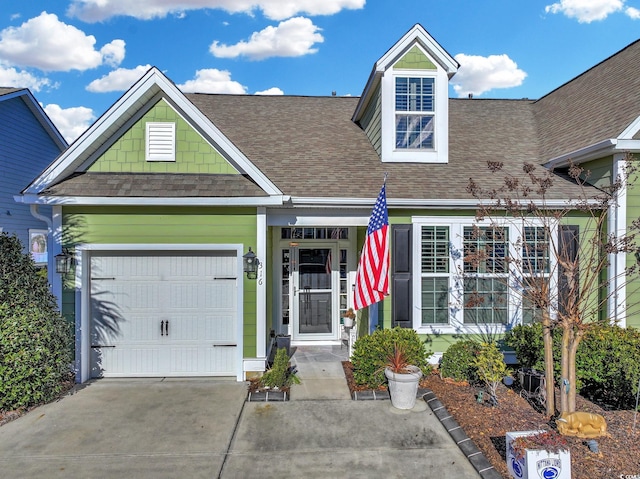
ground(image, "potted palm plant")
xmin=384 ymin=343 xmax=423 ymax=410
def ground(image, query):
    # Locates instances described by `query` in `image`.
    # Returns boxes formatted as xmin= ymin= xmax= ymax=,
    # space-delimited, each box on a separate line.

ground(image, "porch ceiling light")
xmin=55 ymin=248 xmax=74 ymax=274
xmin=243 ymin=247 xmax=259 ymax=279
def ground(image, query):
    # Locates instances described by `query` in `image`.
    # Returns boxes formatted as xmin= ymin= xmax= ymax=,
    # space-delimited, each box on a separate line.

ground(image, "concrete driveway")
xmin=0 ymin=379 xmax=247 ymax=478
xmin=0 ymin=379 xmax=481 ymax=479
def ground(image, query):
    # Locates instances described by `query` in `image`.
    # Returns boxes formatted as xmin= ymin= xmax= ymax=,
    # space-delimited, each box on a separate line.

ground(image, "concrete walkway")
xmin=0 ymin=347 xmax=482 ymax=478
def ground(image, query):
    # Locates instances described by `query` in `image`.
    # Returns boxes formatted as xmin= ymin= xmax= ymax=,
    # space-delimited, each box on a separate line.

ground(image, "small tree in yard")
xmin=0 ymin=233 xmax=73 ymax=411
xmin=467 ymin=154 xmax=640 ymax=416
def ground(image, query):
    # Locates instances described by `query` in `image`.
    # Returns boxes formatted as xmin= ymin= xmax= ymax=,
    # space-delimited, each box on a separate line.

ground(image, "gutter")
xmin=16 ymin=194 xmax=290 ymax=207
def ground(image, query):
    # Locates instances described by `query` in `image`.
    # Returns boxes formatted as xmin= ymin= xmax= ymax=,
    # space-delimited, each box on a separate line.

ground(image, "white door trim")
xmin=75 ymin=243 xmax=244 ymax=383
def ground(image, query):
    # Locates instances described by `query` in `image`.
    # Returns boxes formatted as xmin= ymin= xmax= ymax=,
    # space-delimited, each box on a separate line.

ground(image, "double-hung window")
xmin=420 ymin=226 xmax=450 ymax=324
xmin=395 ymin=77 xmax=435 ymax=150
xmin=462 ymin=226 xmax=509 ymax=324
xmin=415 ymin=219 xmax=553 ymax=331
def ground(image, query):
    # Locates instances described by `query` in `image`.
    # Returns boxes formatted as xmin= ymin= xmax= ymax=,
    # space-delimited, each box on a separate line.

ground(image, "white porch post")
xmin=256 ymin=207 xmax=267 ymax=358
xmin=608 ymin=153 xmax=627 ymax=326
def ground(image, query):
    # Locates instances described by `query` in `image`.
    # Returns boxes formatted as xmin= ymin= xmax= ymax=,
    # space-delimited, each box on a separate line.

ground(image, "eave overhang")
xmin=15 ymin=194 xmax=289 ymax=207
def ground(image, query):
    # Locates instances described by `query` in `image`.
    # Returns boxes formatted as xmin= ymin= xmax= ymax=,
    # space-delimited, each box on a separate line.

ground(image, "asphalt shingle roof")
xmin=43 ymin=39 xmax=640 ymax=202
xmin=535 ymin=39 xmax=640 ymax=159
xmin=43 ymin=173 xmax=267 ymax=197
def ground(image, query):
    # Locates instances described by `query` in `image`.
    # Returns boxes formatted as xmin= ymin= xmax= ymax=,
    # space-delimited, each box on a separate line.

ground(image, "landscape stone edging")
xmin=422 ymin=389 xmax=502 ymax=479
xmin=350 ymin=387 xmax=430 ymax=401
xmin=246 ymin=390 xmax=289 ymax=402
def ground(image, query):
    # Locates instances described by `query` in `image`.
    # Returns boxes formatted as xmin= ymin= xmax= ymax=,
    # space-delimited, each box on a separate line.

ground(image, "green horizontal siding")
xmin=627 ymin=157 xmax=640 ymax=329
xmin=63 ymin=205 xmax=259 ymax=358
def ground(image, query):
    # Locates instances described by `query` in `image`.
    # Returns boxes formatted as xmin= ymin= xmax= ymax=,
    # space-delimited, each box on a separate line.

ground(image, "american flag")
xmin=354 ymin=182 xmax=389 ymax=310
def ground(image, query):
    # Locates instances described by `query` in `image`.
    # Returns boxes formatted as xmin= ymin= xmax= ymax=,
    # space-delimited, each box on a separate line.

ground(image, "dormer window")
xmin=395 ymin=77 xmax=435 ymax=150
xmin=353 ymin=25 xmax=458 ymax=165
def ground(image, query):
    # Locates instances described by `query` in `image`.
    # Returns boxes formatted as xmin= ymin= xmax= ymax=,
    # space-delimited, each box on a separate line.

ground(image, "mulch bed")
xmin=342 ymin=362 xmax=640 ymax=479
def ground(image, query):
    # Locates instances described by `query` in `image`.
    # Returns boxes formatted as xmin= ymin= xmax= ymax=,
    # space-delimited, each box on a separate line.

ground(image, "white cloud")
xmin=452 ymin=53 xmax=527 ymax=98
xmin=0 ymin=65 xmax=52 ymax=91
xmin=0 ymin=12 xmax=126 ymax=72
xmin=254 ymin=87 xmax=284 ymax=95
xmin=100 ymin=39 xmax=126 ymax=67
xmin=86 ymin=65 xmax=151 ymax=92
xmin=626 ymin=6 xmax=640 ymax=18
xmin=545 ymin=0 xmax=623 ymax=23
xmin=68 ymin=0 xmax=365 ymax=22
xmin=210 ymin=17 xmax=323 ymax=60
xmin=43 ymin=104 xmax=95 ymax=143
xmin=176 ymin=69 xmax=247 ymax=94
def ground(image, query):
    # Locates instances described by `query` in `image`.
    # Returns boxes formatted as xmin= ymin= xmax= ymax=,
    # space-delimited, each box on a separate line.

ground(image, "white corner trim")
xmin=619 ymin=115 xmax=640 ymax=140
xmin=256 ymin=207 xmax=267 ymax=358
xmin=609 ymin=154 xmax=627 ymax=327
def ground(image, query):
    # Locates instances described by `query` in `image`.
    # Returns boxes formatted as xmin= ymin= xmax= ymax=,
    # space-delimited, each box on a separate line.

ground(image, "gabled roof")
xmin=536 ymin=39 xmax=640 ymax=166
xmin=22 ymin=67 xmax=282 ymax=204
xmin=0 ymin=87 xmax=67 ymax=151
xmin=184 ymin=93 xmax=584 ymax=203
xmin=353 ymin=24 xmax=458 ymax=123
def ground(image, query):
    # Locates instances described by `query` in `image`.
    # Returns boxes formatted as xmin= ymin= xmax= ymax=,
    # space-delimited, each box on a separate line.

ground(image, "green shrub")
xmin=474 ymin=342 xmax=508 ymax=401
xmin=0 ymin=234 xmax=73 ymax=411
xmin=576 ymin=324 xmax=640 ymax=409
xmin=260 ymin=348 xmax=300 ymax=389
xmin=504 ymin=323 xmax=547 ymax=371
xmin=505 ymin=322 xmax=640 ymax=409
xmin=439 ymin=339 xmax=481 ymax=382
xmin=351 ymin=327 xmax=431 ymax=388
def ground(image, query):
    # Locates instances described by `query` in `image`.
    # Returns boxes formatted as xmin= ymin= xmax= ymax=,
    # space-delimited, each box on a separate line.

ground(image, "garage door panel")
xmin=90 ymin=252 xmax=238 ymax=378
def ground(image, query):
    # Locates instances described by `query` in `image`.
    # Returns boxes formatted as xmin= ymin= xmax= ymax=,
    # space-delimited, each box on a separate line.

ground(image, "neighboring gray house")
xmin=0 ymin=88 xmax=67 ymax=268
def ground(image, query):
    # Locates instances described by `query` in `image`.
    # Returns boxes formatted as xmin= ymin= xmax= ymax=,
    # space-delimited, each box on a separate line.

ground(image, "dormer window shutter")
xmin=146 ymin=122 xmax=175 ymax=161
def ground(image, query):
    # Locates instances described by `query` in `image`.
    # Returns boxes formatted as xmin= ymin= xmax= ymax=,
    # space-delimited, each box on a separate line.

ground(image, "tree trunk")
xmin=566 ymin=329 xmax=584 ymax=413
xmin=542 ymin=313 xmax=555 ymax=416
xmin=559 ymin=325 xmax=571 ymax=414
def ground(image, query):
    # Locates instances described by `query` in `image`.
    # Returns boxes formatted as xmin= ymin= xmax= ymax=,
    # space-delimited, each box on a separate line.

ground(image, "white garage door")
xmin=89 ymin=251 xmax=238 ymax=378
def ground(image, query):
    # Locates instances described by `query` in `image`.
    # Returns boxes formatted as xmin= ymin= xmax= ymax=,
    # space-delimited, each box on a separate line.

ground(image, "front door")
xmin=292 ymin=247 xmax=336 ymax=340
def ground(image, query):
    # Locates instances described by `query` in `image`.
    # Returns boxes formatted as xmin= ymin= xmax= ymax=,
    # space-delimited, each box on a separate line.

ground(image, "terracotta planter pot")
xmin=385 ymin=366 xmax=422 ymax=410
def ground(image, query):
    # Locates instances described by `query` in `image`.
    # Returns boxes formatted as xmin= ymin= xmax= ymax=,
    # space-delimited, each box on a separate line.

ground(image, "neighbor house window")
xmin=395 ymin=77 xmax=435 ymax=150
xmin=415 ymin=219 xmax=554 ymax=331
xmin=146 ymin=122 xmax=175 ymax=161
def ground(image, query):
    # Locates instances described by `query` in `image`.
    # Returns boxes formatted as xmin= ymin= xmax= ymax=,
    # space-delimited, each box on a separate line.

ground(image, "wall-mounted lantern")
xmin=55 ymin=248 xmax=74 ymax=274
xmin=243 ymin=247 xmax=259 ymax=279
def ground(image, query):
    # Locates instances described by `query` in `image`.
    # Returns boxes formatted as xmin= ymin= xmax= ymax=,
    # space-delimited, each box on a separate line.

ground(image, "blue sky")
xmin=0 ymin=0 xmax=638 ymax=143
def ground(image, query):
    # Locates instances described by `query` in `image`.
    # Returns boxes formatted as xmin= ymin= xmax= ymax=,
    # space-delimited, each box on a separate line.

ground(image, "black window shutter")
xmin=558 ymin=225 xmax=579 ymax=316
xmin=392 ymin=224 xmax=412 ymax=328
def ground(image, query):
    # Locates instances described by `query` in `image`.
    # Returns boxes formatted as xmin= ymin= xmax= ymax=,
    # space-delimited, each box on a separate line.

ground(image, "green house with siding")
xmin=18 ymin=24 xmax=640 ymax=382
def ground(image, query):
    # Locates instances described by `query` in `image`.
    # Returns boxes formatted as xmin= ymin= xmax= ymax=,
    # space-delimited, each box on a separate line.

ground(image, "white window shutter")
xmin=146 ymin=122 xmax=176 ymax=161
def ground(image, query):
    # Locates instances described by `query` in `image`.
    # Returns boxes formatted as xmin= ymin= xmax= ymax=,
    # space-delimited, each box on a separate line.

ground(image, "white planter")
xmin=385 ymin=366 xmax=422 ymax=410
xmin=506 ymin=431 xmax=571 ymax=479
xmin=343 ymin=317 xmax=354 ymax=328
